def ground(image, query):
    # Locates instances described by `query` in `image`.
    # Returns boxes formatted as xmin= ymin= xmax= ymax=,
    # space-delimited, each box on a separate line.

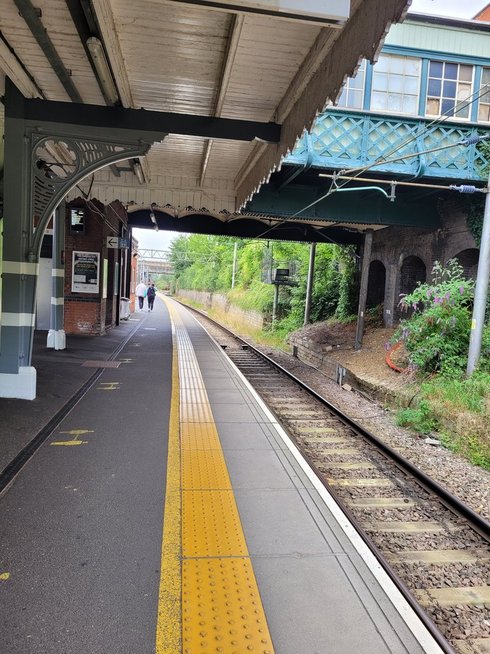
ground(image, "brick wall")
xmin=64 ymin=198 xmax=128 ymax=335
xmin=369 ymin=197 xmax=478 ymax=326
xmin=64 ymin=299 xmax=102 ymax=335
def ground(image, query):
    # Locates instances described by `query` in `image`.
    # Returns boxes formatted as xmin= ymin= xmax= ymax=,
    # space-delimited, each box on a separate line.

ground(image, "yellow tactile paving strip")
xmin=182 ymin=558 xmax=274 ymax=654
xmin=157 ymin=301 xmax=274 ymax=654
xmin=182 ymin=450 xmax=231 ymax=489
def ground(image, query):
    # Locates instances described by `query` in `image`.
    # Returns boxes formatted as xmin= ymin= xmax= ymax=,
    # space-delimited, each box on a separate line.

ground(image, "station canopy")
xmin=0 ymin=0 xmax=410 ymax=229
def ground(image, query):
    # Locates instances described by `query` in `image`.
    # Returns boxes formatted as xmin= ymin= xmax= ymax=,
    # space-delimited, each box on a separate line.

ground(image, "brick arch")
xmin=367 ymin=260 xmax=386 ymax=308
xmin=397 ymin=256 xmax=427 ymax=319
xmin=451 ymin=248 xmax=479 ymax=280
xmin=400 ymin=255 xmax=427 ymax=296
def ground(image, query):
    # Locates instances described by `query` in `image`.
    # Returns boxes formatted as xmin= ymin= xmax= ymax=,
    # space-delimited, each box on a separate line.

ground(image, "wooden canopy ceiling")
xmin=0 ymin=0 xmax=410 ymax=217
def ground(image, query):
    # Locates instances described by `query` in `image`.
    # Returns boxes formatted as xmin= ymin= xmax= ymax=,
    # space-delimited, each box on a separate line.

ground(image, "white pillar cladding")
xmin=0 ymin=261 xmax=38 ymax=400
xmin=47 ymin=205 xmax=66 ymax=350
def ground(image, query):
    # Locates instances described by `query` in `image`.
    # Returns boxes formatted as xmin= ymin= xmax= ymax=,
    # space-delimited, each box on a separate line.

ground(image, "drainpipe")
xmin=354 ymin=229 xmax=374 ymax=350
xmin=466 ymin=171 xmax=490 ymax=376
xmin=304 ymin=242 xmax=316 ymax=325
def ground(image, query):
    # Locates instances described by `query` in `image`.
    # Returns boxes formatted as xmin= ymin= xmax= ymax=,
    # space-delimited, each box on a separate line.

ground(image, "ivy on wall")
xmin=466 ymin=140 xmax=490 ymax=246
xmin=466 ymin=195 xmax=485 ymax=246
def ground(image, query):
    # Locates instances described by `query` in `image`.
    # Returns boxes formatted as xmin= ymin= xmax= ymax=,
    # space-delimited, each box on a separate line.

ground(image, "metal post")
xmin=47 ymin=204 xmax=66 ymax=349
xmin=231 ymin=242 xmax=238 ymax=289
xmin=467 ymin=174 xmax=490 ymax=376
xmin=304 ymin=242 xmax=316 ymax=325
xmin=354 ymin=230 xmax=374 ymax=350
xmin=272 ymin=284 xmax=279 ymax=326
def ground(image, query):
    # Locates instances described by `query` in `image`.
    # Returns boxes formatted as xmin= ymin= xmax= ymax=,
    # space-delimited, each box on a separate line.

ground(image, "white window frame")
xmin=370 ymin=54 xmax=421 ymax=116
xmin=335 ymin=60 xmax=366 ymax=110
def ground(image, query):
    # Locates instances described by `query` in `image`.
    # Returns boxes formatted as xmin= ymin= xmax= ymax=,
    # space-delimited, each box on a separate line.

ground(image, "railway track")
xmin=187 ymin=305 xmax=490 ymax=654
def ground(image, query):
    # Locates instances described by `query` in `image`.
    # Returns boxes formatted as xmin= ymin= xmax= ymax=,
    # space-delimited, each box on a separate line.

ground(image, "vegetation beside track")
xmin=169 ymin=238 xmax=489 ymax=471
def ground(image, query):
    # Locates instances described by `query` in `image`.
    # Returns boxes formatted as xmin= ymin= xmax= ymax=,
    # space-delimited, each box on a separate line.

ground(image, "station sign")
xmin=174 ymin=1 xmax=350 ymax=25
xmin=106 ymin=236 xmax=129 ymax=249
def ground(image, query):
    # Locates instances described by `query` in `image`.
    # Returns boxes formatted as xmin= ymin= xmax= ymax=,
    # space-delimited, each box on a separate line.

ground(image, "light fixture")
xmin=150 ymin=203 xmax=159 ymax=231
xmin=86 ymin=37 xmax=119 ymax=105
xmin=133 ymin=160 xmax=145 ymax=185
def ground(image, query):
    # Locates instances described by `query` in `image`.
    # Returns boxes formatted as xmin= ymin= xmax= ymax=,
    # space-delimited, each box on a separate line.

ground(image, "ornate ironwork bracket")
xmin=27 ymin=127 xmax=156 ymax=260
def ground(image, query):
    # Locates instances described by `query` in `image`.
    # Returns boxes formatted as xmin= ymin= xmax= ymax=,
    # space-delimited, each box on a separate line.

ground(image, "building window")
xmin=478 ymin=67 xmax=490 ymax=122
xmin=426 ymin=60 xmax=473 ymax=119
xmin=336 ymin=60 xmax=366 ymax=110
xmin=370 ymin=54 xmax=421 ymax=115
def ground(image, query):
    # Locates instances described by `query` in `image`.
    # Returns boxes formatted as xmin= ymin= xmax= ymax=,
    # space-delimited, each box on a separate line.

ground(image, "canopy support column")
xmin=304 ymin=242 xmax=316 ymax=326
xmin=355 ymin=230 xmax=373 ymax=350
xmin=0 ymin=78 xmax=165 ymax=399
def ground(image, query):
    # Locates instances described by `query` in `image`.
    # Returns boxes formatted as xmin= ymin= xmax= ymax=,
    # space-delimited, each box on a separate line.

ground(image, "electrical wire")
xmin=287 ymin=81 xmax=490 ymax=220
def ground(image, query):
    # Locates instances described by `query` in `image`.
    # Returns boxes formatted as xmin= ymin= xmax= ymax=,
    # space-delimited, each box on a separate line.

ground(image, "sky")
xmin=132 ymin=227 xmax=180 ymax=252
xmin=132 ymin=0 xmax=487 ymax=251
xmin=408 ymin=0 xmax=487 ymax=18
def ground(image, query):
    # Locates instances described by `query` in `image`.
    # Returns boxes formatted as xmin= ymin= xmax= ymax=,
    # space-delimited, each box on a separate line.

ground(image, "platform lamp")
xmin=86 ymin=37 xmax=119 ymax=105
xmin=150 ymin=203 xmax=159 ymax=232
xmin=132 ymin=160 xmax=146 ymax=185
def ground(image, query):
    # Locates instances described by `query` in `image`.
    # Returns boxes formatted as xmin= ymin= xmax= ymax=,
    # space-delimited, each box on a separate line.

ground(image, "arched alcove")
xmin=400 ymin=256 xmax=426 ymax=296
xmin=452 ymin=248 xmax=479 ymax=280
xmin=366 ymin=260 xmax=386 ymax=308
xmin=397 ymin=256 xmax=426 ymax=319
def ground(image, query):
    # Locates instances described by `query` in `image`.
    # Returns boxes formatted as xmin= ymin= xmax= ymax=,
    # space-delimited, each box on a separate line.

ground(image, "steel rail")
xmin=182 ymin=301 xmax=490 ymax=654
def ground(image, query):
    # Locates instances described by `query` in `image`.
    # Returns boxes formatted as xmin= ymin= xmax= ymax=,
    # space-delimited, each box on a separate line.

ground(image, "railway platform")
xmin=0 ymin=297 xmax=445 ymax=653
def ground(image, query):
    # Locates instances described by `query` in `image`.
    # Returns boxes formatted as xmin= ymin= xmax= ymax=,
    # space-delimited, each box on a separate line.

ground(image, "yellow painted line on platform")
xmin=60 ymin=429 xmax=94 ymax=436
xmin=51 ymin=440 xmax=88 ymax=446
xmin=97 ymin=382 xmax=120 ymax=391
xmin=156 ymin=330 xmax=182 ymax=654
xmin=156 ymin=300 xmax=274 ymax=654
xmin=0 ymin=572 xmax=10 ymax=581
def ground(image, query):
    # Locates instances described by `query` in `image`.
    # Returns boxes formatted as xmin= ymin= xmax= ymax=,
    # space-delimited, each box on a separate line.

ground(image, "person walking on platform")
xmin=147 ymin=283 xmax=156 ymax=311
xmin=135 ymin=280 xmax=147 ymax=311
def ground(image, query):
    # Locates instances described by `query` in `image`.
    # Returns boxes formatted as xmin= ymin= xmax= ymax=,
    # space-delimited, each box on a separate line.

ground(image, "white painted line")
xmin=186 ymin=308 xmax=445 ymax=654
xmin=2 ymin=261 xmax=39 ymax=275
xmin=1 ymin=313 xmax=36 ymax=327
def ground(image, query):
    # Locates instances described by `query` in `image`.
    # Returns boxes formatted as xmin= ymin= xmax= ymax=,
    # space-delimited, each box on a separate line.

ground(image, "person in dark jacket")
xmin=146 ymin=283 xmax=156 ymax=311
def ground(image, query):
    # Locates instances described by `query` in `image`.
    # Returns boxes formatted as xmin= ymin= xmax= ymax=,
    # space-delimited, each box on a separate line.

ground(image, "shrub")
xmin=393 ymin=260 xmax=480 ymax=375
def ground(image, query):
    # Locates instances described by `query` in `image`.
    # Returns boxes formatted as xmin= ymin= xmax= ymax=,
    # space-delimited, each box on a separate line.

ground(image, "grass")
xmin=174 ymin=294 xmax=289 ymax=351
xmin=396 ymin=372 xmax=490 ymax=471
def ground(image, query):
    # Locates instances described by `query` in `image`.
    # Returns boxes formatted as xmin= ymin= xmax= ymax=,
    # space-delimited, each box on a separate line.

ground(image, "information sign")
xmin=72 ymin=251 xmax=100 ymax=294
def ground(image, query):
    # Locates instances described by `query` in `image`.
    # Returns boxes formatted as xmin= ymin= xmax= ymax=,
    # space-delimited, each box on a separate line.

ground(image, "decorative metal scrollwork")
xmin=28 ymin=130 xmax=151 ymax=258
